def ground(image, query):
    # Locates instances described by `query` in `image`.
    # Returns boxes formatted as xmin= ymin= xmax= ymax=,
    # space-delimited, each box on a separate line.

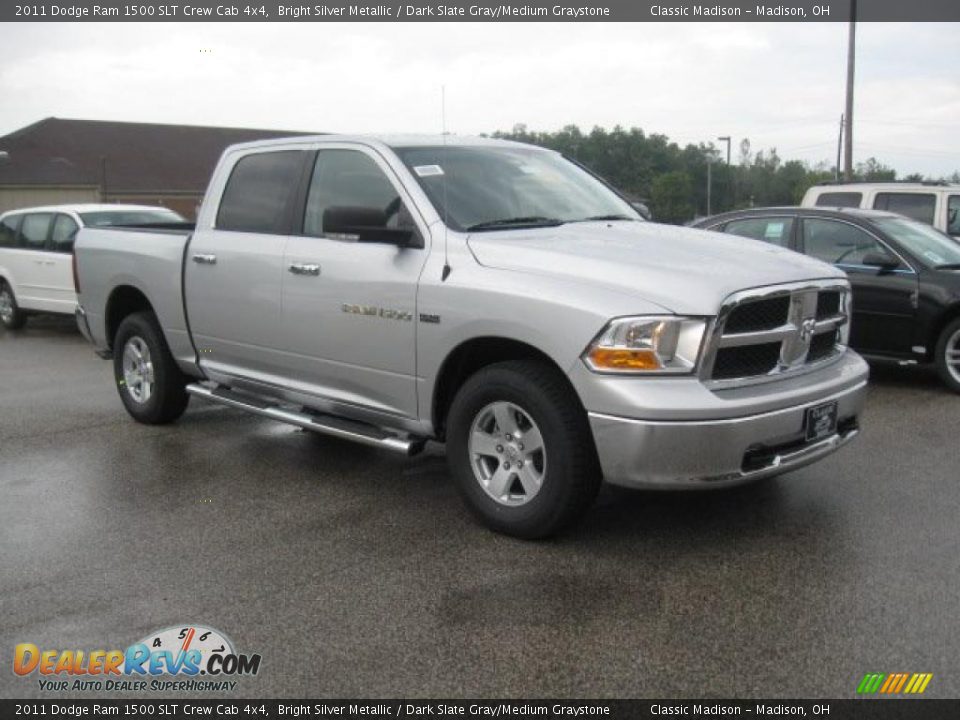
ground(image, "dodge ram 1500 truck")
xmin=74 ymin=135 xmax=869 ymax=538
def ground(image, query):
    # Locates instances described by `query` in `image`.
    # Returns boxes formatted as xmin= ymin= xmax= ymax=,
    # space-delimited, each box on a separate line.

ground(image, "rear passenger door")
xmin=185 ymin=149 xmax=308 ymax=382
xmin=800 ymin=217 xmax=917 ymax=356
xmin=280 ymin=146 xmax=428 ymax=419
xmin=13 ymin=213 xmax=57 ymax=312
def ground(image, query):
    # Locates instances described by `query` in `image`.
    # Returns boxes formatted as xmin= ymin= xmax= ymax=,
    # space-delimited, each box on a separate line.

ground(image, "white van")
xmin=0 ymin=204 xmax=184 ymax=329
xmin=801 ymin=183 xmax=960 ymax=239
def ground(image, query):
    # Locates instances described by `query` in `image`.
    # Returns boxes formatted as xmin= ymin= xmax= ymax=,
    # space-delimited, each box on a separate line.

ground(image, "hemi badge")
xmin=419 ymin=313 xmax=441 ymax=324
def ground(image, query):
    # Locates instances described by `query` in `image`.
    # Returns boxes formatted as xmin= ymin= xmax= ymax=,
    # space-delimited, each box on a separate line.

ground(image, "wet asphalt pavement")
xmin=1 ymin=316 xmax=958 ymax=699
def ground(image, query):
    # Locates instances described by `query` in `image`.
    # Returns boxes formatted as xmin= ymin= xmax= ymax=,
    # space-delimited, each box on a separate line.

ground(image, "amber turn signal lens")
xmin=587 ymin=348 xmax=662 ymax=371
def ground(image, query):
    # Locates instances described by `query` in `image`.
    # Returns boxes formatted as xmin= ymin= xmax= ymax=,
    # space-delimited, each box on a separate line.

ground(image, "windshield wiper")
xmin=935 ymin=263 xmax=960 ymax=270
xmin=570 ymin=214 xmax=639 ymax=223
xmin=466 ymin=216 xmax=564 ymax=231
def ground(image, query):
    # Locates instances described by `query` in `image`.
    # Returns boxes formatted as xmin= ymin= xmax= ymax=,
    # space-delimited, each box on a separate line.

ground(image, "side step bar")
xmin=185 ymin=383 xmax=426 ymax=456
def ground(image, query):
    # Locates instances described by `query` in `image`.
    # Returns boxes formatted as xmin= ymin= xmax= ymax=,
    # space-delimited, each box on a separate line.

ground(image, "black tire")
xmin=445 ymin=360 xmax=602 ymax=539
xmin=113 ymin=311 xmax=190 ymax=424
xmin=0 ymin=280 xmax=27 ymax=330
xmin=934 ymin=317 xmax=960 ymax=394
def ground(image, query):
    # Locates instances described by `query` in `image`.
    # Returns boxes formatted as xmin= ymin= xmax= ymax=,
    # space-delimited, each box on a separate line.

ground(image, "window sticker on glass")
xmin=414 ymin=164 xmax=444 ymax=177
xmin=765 ymin=222 xmax=785 ymax=240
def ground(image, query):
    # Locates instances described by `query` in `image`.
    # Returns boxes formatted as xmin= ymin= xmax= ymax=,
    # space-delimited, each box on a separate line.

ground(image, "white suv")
xmin=0 ymin=204 xmax=184 ymax=329
xmin=802 ymin=182 xmax=960 ymax=239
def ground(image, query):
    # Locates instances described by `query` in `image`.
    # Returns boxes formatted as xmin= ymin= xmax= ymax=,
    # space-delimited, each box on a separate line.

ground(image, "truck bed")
xmin=74 ymin=224 xmax=196 ymax=367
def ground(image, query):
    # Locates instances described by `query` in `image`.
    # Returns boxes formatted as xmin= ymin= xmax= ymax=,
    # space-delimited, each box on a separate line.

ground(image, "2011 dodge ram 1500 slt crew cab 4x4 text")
xmin=74 ymin=135 xmax=869 ymax=538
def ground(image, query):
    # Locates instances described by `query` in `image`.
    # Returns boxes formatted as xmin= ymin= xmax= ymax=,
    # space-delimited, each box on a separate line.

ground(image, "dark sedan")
xmin=693 ymin=207 xmax=960 ymax=392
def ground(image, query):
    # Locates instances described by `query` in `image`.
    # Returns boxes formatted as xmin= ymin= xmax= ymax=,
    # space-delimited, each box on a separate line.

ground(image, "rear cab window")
xmin=216 ymin=150 xmax=306 ymax=233
xmin=815 ymin=192 xmax=863 ymax=209
xmin=722 ymin=217 xmax=794 ymax=247
xmin=873 ymin=192 xmax=936 ymax=225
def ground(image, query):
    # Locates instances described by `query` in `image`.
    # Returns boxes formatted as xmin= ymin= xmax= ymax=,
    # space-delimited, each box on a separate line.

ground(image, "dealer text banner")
xmin=4 ymin=700 xmax=960 ymax=719
xmin=5 ymin=0 xmax=960 ymax=22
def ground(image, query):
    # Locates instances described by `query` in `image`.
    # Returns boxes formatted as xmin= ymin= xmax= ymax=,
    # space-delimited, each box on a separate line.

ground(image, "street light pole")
xmin=844 ymin=0 xmax=857 ymax=181
xmin=706 ymin=156 xmax=713 ymax=217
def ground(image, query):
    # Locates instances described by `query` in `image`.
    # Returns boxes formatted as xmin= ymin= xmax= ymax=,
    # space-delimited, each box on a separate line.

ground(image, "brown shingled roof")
xmin=0 ymin=117 xmax=316 ymax=193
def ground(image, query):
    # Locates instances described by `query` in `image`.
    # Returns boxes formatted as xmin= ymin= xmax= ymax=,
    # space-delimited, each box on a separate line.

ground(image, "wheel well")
xmin=105 ymin=286 xmax=153 ymax=349
xmin=432 ymin=337 xmax=572 ymax=440
xmin=930 ymin=305 xmax=960 ymax=357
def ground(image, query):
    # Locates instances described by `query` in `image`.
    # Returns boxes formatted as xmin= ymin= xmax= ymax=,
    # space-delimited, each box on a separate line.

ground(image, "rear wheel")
xmin=113 ymin=312 xmax=190 ymax=423
xmin=934 ymin=318 xmax=960 ymax=394
xmin=0 ymin=281 xmax=27 ymax=330
xmin=445 ymin=360 xmax=602 ymax=539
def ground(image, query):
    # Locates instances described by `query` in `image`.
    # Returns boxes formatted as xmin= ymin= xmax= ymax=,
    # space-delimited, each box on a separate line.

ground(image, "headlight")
xmin=583 ymin=316 xmax=707 ymax=374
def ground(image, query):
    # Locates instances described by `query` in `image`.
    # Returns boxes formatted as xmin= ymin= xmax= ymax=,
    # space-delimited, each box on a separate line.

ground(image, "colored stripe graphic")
xmin=857 ymin=672 xmax=932 ymax=695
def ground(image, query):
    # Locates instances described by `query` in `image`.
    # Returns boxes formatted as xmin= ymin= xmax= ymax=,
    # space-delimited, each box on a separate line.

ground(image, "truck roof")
xmin=222 ymin=133 xmax=542 ymax=153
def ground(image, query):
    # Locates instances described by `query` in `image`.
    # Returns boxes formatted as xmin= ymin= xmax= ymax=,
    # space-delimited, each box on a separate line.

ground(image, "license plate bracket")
xmin=805 ymin=401 xmax=839 ymax=442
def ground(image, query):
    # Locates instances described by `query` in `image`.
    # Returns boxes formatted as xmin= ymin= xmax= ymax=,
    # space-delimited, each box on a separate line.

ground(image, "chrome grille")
xmin=702 ymin=281 xmax=850 ymax=385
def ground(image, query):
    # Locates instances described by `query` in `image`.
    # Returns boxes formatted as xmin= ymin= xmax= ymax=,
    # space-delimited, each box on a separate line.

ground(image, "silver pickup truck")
xmin=75 ymin=135 xmax=869 ymax=538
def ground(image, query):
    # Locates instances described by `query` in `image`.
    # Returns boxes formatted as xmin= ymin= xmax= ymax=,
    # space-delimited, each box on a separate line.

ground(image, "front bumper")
xmin=587 ymin=358 xmax=868 ymax=489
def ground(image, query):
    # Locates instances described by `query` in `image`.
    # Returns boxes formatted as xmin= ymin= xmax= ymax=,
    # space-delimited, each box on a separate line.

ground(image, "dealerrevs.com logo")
xmin=14 ymin=625 xmax=261 ymax=692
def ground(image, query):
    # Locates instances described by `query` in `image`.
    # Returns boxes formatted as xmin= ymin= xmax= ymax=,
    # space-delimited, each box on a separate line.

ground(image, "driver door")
xmin=800 ymin=217 xmax=918 ymax=357
xmin=280 ymin=146 xmax=428 ymax=419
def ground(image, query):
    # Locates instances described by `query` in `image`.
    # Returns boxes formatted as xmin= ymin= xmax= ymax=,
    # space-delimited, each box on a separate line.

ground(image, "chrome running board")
xmin=185 ymin=383 xmax=426 ymax=456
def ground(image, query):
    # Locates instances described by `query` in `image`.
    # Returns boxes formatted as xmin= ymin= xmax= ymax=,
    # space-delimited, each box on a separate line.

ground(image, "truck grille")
xmin=703 ymin=282 xmax=850 ymax=385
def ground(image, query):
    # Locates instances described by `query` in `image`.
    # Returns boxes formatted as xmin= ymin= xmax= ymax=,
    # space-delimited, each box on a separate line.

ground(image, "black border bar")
xmin=5 ymin=0 xmax=960 ymax=23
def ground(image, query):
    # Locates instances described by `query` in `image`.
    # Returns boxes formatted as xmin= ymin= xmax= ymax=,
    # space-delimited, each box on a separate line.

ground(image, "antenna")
xmin=441 ymin=85 xmax=451 ymax=282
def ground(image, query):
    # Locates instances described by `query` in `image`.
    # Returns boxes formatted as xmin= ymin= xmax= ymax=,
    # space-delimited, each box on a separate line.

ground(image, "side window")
xmin=216 ymin=150 xmax=305 ymax=233
xmin=723 ymin=217 xmax=793 ymax=247
xmin=873 ymin=192 xmax=936 ymax=225
xmin=815 ymin=192 xmax=862 ymax=208
xmin=802 ymin=219 xmax=892 ymax=266
xmin=0 ymin=215 xmax=20 ymax=248
xmin=18 ymin=213 xmax=53 ymax=250
xmin=51 ymin=214 xmax=80 ymax=253
xmin=948 ymin=196 xmax=960 ymax=236
xmin=302 ymin=149 xmax=403 ymax=237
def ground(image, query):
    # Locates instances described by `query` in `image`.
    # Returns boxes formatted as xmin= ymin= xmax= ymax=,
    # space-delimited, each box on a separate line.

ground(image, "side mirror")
xmin=861 ymin=251 xmax=900 ymax=272
xmin=322 ymin=206 xmax=415 ymax=247
xmin=630 ymin=201 xmax=652 ymax=221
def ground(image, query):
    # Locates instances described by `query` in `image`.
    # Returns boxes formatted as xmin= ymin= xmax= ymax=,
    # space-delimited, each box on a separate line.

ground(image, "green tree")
xmin=651 ymin=171 xmax=695 ymax=224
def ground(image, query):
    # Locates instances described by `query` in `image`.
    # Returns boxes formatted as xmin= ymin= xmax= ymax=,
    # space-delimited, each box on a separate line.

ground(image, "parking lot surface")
xmin=2 ymin=317 xmax=958 ymax=698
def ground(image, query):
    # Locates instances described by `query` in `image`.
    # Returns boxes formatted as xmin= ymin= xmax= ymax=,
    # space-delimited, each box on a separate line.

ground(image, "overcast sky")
xmin=1 ymin=22 xmax=958 ymax=176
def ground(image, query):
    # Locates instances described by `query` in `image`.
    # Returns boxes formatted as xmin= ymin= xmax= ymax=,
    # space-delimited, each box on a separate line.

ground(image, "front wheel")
xmin=445 ymin=360 xmax=602 ymax=539
xmin=935 ymin=318 xmax=960 ymax=394
xmin=0 ymin=281 xmax=27 ymax=330
xmin=113 ymin=312 xmax=190 ymax=424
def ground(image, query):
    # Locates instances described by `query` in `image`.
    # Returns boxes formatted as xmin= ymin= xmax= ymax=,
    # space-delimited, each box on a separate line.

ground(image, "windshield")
xmin=871 ymin=217 xmax=960 ymax=268
xmin=393 ymin=145 xmax=639 ymax=231
xmin=80 ymin=209 xmax=185 ymax=227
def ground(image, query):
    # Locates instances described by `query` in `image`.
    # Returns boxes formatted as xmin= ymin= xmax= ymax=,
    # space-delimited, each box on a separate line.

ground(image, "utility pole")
xmin=836 ymin=114 xmax=844 ymax=182
xmin=844 ymin=0 xmax=857 ymax=181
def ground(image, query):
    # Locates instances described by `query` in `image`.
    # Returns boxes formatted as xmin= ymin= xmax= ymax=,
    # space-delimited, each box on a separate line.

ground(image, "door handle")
xmin=288 ymin=263 xmax=321 ymax=276
xmin=192 ymin=254 xmax=217 ymax=265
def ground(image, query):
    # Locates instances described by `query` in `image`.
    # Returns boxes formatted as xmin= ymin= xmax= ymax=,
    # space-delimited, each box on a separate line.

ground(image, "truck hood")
xmin=466 ymin=221 xmax=844 ymax=315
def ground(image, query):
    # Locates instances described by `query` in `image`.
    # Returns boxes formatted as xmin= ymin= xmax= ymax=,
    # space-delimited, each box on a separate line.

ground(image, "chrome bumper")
xmin=589 ymin=379 xmax=867 ymax=489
